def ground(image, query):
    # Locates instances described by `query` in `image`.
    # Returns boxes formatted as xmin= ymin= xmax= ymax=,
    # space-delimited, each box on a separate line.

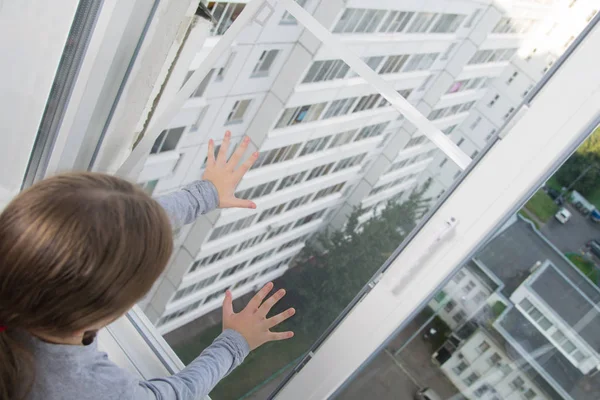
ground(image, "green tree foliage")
xmin=188 ymin=183 xmax=432 ymax=400
xmin=554 ymin=127 xmax=600 ymax=196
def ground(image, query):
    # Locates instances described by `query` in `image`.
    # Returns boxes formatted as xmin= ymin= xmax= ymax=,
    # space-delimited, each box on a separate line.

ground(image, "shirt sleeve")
xmin=133 ymin=330 xmax=250 ymax=400
xmin=156 ymin=180 xmax=219 ymax=228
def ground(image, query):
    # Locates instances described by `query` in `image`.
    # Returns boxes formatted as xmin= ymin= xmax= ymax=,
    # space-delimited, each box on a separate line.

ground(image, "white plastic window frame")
xmin=274 ymin=15 xmax=600 ymax=400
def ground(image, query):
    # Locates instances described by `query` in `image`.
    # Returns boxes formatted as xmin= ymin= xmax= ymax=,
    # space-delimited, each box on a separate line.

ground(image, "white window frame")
xmin=273 ymin=5 xmax=600 ymax=397
xmin=225 ymin=99 xmax=252 ymax=125
xmin=251 ymin=49 xmax=280 ymax=78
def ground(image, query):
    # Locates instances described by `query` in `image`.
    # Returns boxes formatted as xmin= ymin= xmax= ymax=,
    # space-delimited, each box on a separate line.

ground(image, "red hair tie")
xmin=0 ymin=326 xmax=6 ymax=333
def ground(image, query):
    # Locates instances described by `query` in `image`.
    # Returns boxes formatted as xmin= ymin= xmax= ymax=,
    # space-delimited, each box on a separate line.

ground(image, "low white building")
xmin=441 ymin=329 xmax=549 ymax=400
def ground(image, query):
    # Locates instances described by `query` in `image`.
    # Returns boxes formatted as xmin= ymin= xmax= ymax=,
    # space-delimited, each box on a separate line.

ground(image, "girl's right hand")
xmin=222 ymin=282 xmax=295 ymax=350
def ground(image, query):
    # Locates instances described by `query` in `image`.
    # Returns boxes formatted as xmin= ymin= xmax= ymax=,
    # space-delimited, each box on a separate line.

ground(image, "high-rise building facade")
xmin=131 ymin=0 xmax=596 ymax=335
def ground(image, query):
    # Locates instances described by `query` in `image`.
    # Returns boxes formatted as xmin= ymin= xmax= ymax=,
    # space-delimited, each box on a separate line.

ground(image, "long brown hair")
xmin=0 ymin=172 xmax=173 ymax=399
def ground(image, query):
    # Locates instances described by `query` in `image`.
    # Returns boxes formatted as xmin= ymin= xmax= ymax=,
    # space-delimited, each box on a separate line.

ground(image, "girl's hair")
xmin=0 ymin=172 xmax=174 ymax=399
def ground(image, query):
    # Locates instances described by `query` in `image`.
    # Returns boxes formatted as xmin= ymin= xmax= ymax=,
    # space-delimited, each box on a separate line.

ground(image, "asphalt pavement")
xmin=540 ymin=203 xmax=600 ymax=254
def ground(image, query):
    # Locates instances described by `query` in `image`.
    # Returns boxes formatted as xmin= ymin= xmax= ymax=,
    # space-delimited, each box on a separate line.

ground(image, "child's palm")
xmin=202 ymin=131 xmax=258 ymax=209
xmin=222 ymin=282 xmax=295 ymax=350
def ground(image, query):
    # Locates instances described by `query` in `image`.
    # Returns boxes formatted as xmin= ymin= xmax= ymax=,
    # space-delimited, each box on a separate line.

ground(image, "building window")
xmin=452 ymin=270 xmax=466 ymax=283
xmin=235 ymin=180 xmax=278 ymax=200
xmin=439 ymin=158 xmax=448 ymax=168
xmin=511 ymin=377 xmax=525 ymax=390
xmin=444 ymin=300 xmax=456 ymax=312
xmin=190 ymin=106 xmax=209 ymax=133
xmin=463 ymin=372 xmax=480 ymax=386
xmin=300 ymin=136 xmax=332 ymax=156
xmin=208 ymin=2 xmax=246 ymax=36
xmin=470 ymin=116 xmax=482 ymax=130
xmin=333 ymin=8 xmax=387 ymax=34
xmin=323 ymin=97 xmax=357 ymax=119
xmin=225 ymin=99 xmax=252 ymax=125
xmin=330 ymin=129 xmax=357 ymax=148
xmin=488 ymin=94 xmax=499 ymax=108
xmin=430 ymin=14 xmax=465 ymax=33
xmin=503 ymin=107 xmax=515 ymax=120
xmin=192 ymin=69 xmax=215 ymax=98
xmin=252 ymin=143 xmax=301 ymax=169
xmin=379 ymin=54 xmax=409 ymax=74
xmin=276 ymin=102 xmax=327 ymax=128
xmin=258 ymin=204 xmax=286 ymax=222
xmin=406 ymin=12 xmax=438 ymax=33
xmin=172 ymin=274 xmax=218 ymax=301
xmin=404 ymin=136 xmax=427 ymax=148
xmin=379 ymin=10 xmax=414 ymax=33
xmin=208 ymin=215 xmax=257 ymax=242
xmin=221 ymin=261 xmax=248 ymax=279
xmin=403 ymin=53 xmax=439 ymax=72
xmin=151 ymin=127 xmax=185 ymax=154
xmin=507 ymin=71 xmax=519 ymax=85
xmin=286 ymin=194 xmax=313 ymax=211
xmin=524 ymin=389 xmax=537 ymax=399
xmin=216 ymin=51 xmax=236 ymax=81
xmin=452 ymin=361 xmax=469 ymax=375
xmin=456 ymin=138 xmax=465 ymax=147
xmin=278 ymin=170 xmax=308 ymax=190
xmin=355 ymin=123 xmax=389 ymax=141
xmin=306 ymin=162 xmax=335 ymax=181
xmin=488 ymin=352 xmax=502 ymax=365
xmin=477 ymin=341 xmax=491 ymax=354
xmin=251 ymin=49 xmax=279 ymax=78
xmin=452 ymin=310 xmax=467 ymax=324
xmin=303 ymin=59 xmax=350 ymax=83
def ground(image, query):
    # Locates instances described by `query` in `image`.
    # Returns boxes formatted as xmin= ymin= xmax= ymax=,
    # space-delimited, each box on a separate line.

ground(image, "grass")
xmin=545 ymin=176 xmax=563 ymax=192
xmin=585 ymin=186 xmax=600 ymax=210
xmin=524 ymin=190 xmax=559 ymax=223
xmin=566 ymin=253 xmax=598 ymax=284
xmin=491 ymin=301 xmax=507 ymax=318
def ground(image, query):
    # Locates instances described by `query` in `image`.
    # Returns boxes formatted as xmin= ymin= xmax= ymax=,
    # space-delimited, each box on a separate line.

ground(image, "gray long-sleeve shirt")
xmin=28 ymin=181 xmax=250 ymax=400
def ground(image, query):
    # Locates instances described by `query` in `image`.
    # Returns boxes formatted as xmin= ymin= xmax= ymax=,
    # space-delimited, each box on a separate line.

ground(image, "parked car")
xmin=555 ymin=207 xmax=572 ymax=224
xmin=590 ymin=209 xmax=600 ymax=223
xmin=546 ymin=187 xmax=561 ymax=200
xmin=414 ymin=388 xmax=442 ymax=400
xmin=587 ymin=240 xmax=600 ymax=258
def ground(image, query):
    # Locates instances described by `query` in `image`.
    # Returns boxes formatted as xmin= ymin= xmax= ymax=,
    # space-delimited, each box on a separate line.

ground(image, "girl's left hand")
xmin=202 ymin=131 xmax=259 ymax=209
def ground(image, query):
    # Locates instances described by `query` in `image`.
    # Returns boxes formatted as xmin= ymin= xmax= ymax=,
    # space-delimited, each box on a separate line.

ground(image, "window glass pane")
xmin=335 ymin=122 xmax=600 ymax=400
xmin=106 ymin=1 xmax=598 ymax=399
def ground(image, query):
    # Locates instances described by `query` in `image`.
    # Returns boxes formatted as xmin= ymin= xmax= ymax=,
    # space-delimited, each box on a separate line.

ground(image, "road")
xmin=335 ymin=318 xmax=458 ymax=400
xmin=540 ymin=203 xmax=600 ymax=254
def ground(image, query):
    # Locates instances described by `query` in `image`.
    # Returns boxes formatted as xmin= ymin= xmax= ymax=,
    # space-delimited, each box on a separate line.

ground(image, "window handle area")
xmin=391 ymin=217 xmax=458 ymax=296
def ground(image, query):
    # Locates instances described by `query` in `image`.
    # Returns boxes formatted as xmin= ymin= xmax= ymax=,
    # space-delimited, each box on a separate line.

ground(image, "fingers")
xmin=234 ymin=151 xmax=259 ymax=181
xmin=225 ymin=197 xmax=256 ymax=209
xmin=207 ymin=139 xmax=216 ymax=165
xmin=266 ymin=308 xmax=296 ymax=329
xmin=222 ymin=290 xmax=234 ymax=317
xmin=246 ymin=282 xmax=274 ymax=313
xmin=227 ymin=136 xmax=250 ymax=170
xmin=268 ymin=331 xmax=295 ymax=342
xmin=217 ymin=131 xmax=231 ymax=165
xmin=258 ymin=288 xmax=286 ymax=317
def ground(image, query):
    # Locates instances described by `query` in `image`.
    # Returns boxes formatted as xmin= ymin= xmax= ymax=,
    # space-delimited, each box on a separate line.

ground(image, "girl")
xmin=0 ymin=132 xmax=296 ymax=400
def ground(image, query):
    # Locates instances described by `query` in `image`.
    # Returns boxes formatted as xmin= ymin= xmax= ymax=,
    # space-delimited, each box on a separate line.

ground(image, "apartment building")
xmin=129 ymin=0 xmax=585 ymax=334
xmin=418 ymin=0 xmax=599 ymax=200
xmin=429 ymin=260 xmax=501 ymax=330
xmin=441 ymin=329 xmax=549 ymax=400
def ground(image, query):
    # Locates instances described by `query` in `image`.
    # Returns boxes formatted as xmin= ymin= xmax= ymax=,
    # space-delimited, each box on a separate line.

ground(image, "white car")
xmin=555 ymin=207 xmax=572 ymax=224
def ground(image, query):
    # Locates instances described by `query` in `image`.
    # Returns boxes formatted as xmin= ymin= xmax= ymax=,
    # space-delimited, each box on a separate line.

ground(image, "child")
xmin=0 ymin=132 xmax=296 ymax=400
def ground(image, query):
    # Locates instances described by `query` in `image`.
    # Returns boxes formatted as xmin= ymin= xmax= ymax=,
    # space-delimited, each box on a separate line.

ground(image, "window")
xmin=208 ymin=215 xmax=256 ymax=242
xmin=216 ymin=51 xmax=236 ymax=81
xmin=208 ymin=2 xmax=246 ymax=35
xmin=430 ymin=14 xmax=465 ymax=33
xmin=278 ymin=170 xmax=308 ymax=190
xmin=302 ymin=59 xmax=350 ymax=83
xmin=511 ymin=377 xmax=525 ymax=389
xmin=452 ymin=270 xmax=466 ymax=283
xmin=333 ymin=153 xmax=367 ymax=172
xmin=354 ymin=123 xmax=388 ymax=141
xmin=379 ymin=11 xmax=414 ymax=33
xmin=191 ymin=69 xmax=214 ymax=98
xmin=286 ymin=194 xmax=313 ymax=211
xmin=251 ymin=49 xmax=279 ymax=77
xmin=444 ymin=300 xmax=456 ymax=312
xmin=503 ymin=107 xmax=515 ymax=120
xmin=329 ymin=130 xmax=357 ymax=148
xmin=225 ymin=99 xmax=252 ymax=124
xmin=470 ymin=116 xmax=482 ymax=130
xmin=441 ymin=42 xmax=457 ymax=61
xmin=333 ymin=8 xmax=386 ymax=34
xmin=463 ymin=372 xmax=479 ymax=386
xmin=404 ymin=136 xmax=427 ymax=148
xmin=235 ymin=179 xmax=277 ymax=200
xmin=406 ymin=12 xmax=437 ymax=33
xmin=252 ymin=143 xmax=301 ymax=169
xmin=300 ymin=136 xmax=332 ymax=156
xmin=189 ymin=244 xmax=237 ymax=273
xmin=151 ymin=127 xmax=185 ymax=154
xmin=452 ymin=310 xmax=467 ymax=324
xmin=452 ymin=361 xmax=469 ymax=375
xmin=306 ymin=162 xmax=335 ymax=180
xmin=172 ymin=274 xmax=218 ymax=302
xmin=379 ymin=54 xmax=409 ymax=74
xmin=221 ymin=261 xmax=248 ymax=278
xmin=276 ymin=102 xmax=327 ymax=128
xmin=403 ymin=53 xmax=438 ymax=72
xmin=507 ymin=71 xmax=518 ymax=85
xmin=524 ymin=389 xmax=537 ymax=399
xmin=488 ymin=352 xmax=501 ymax=365
xmin=258 ymin=204 xmax=286 ymax=222
xmin=477 ymin=341 xmax=490 ymax=354
xmin=323 ymin=97 xmax=357 ymax=119
xmin=488 ymin=94 xmax=499 ymax=108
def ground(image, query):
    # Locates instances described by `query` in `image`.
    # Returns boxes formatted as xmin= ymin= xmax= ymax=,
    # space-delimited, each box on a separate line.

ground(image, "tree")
xmin=554 ymin=127 xmax=600 ymax=196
